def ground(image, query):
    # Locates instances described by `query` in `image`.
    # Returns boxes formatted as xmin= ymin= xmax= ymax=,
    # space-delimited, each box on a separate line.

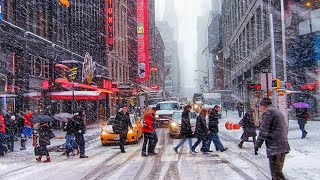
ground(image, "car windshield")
xmin=157 ymin=103 xmax=179 ymax=110
xmin=148 ymin=99 xmax=163 ymax=105
xmin=130 ymin=115 xmax=135 ymax=124
xmin=205 ymin=98 xmax=220 ymax=105
xmin=107 ymin=117 xmax=116 ymax=125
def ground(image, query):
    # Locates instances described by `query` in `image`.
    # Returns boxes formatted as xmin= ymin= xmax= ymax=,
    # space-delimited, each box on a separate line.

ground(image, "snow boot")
xmin=43 ymin=157 xmax=51 ymax=163
xmin=36 ymin=157 xmax=42 ymax=162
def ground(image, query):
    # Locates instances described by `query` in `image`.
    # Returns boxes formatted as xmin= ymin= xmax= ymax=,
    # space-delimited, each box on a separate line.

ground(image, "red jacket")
xmin=141 ymin=114 xmax=154 ymax=133
xmin=0 ymin=115 xmax=5 ymax=133
xmin=24 ymin=113 xmax=33 ymax=128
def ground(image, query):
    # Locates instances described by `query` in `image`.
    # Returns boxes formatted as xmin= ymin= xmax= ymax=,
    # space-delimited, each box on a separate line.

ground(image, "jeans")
xmin=299 ymin=123 xmax=307 ymax=137
xmin=174 ymin=138 xmax=193 ymax=151
xmin=149 ymin=132 xmax=158 ymax=153
xmin=269 ymin=153 xmax=286 ymax=180
xmin=142 ymin=132 xmax=152 ymax=153
xmin=75 ymin=133 xmax=85 ymax=156
xmin=192 ymin=138 xmax=204 ymax=151
xmin=119 ymin=132 xmax=127 ymax=151
xmin=66 ymin=134 xmax=77 ymax=154
xmin=204 ymin=131 xmax=225 ymax=151
xmin=238 ymin=110 xmax=243 ymax=118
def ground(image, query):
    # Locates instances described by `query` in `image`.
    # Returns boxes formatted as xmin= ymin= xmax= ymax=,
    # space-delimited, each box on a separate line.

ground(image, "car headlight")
xmin=101 ymin=130 xmax=108 ymax=135
xmin=155 ymin=114 xmax=159 ymax=119
xmin=194 ymin=104 xmax=198 ymax=109
xmin=171 ymin=122 xmax=178 ymax=128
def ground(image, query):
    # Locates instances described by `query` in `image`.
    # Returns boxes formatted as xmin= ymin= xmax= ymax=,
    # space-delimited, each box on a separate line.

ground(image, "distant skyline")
xmin=155 ymin=0 xmax=212 ymax=98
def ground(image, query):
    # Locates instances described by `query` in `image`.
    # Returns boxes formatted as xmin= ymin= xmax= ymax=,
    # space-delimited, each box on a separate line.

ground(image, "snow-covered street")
xmin=1 ymin=111 xmax=319 ymax=180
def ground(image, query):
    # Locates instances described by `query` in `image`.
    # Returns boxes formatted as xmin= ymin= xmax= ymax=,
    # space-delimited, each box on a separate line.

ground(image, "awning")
xmin=51 ymin=91 xmax=106 ymax=100
xmin=0 ymin=94 xmax=17 ymax=98
xmin=23 ymin=92 xmax=42 ymax=99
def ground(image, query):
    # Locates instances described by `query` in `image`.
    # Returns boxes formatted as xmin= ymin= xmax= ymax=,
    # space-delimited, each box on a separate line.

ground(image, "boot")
xmin=43 ymin=157 xmax=51 ymax=163
xmin=141 ymin=152 xmax=148 ymax=157
xmin=36 ymin=156 xmax=42 ymax=162
xmin=238 ymin=142 xmax=243 ymax=148
xmin=20 ymin=139 xmax=26 ymax=150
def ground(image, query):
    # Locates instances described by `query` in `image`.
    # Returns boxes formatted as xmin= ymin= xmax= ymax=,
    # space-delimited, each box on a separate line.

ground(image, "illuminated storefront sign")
xmin=137 ymin=0 xmax=149 ymax=82
xmin=107 ymin=0 xmax=113 ymax=51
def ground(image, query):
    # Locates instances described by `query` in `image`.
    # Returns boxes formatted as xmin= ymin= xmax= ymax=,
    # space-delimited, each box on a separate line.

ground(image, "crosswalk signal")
xmin=272 ymin=79 xmax=281 ymax=89
xmin=58 ymin=0 xmax=70 ymax=8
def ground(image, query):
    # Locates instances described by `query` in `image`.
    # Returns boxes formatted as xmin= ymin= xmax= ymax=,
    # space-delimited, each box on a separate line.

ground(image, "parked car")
xmin=100 ymin=114 xmax=142 ymax=145
xmin=168 ymin=110 xmax=197 ymax=138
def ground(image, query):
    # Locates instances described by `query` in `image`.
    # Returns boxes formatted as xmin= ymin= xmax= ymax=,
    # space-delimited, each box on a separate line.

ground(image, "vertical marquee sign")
xmin=107 ymin=0 xmax=113 ymax=51
xmin=137 ymin=0 xmax=149 ymax=82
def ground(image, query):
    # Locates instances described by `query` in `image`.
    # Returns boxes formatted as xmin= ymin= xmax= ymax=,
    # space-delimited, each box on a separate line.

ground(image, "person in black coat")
xmin=35 ymin=123 xmax=55 ymax=162
xmin=202 ymin=105 xmax=227 ymax=153
xmin=114 ymin=105 xmax=133 ymax=153
xmin=238 ymin=107 xmax=257 ymax=148
xmin=5 ymin=115 xmax=17 ymax=152
xmin=255 ymin=98 xmax=290 ymax=180
xmin=192 ymin=109 xmax=208 ymax=153
xmin=295 ymin=108 xmax=309 ymax=139
xmin=65 ymin=117 xmax=78 ymax=157
xmin=236 ymin=102 xmax=244 ymax=118
xmin=73 ymin=111 xmax=88 ymax=158
xmin=173 ymin=105 xmax=195 ymax=155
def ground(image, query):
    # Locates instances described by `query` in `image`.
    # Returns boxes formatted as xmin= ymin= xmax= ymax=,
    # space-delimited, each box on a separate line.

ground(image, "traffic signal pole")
xmin=269 ymin=13 xmax=278 ymax=105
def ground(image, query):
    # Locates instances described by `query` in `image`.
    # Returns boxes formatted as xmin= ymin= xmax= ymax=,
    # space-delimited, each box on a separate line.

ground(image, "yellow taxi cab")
xmin=100 ymin=114 xmax=142 ymax=145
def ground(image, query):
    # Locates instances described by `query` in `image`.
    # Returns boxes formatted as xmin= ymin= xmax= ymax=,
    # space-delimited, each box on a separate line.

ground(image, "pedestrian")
xmin=148 ymin=107 xmax=158 ymax=155
xmin=5 ymin=115 xmax=17 ymax=152
xmin=0 ymin=114 xmax=8 ymax=156
xmin=173 ymin=105 xmax=195 ymax=155
xmin=254 ymin=98 xmax=290 ymax=180
xmin=34 ymin=122 xmax=55 ymax=162
xmin=141 ymin=108 xmax=154 ymax=157
xmin=20 ymin=111 xmax=33 ymax=150
xmin=192 ymin=108 xmax=208 ymax=153
xmin=236 ymin=102 xmax=244 ymax=118
xmin=203 ymin=105 xmax=227 ymax=153
xmin=113 ymin=105 xmax=133 ymax=153
xmin=73 ymin=110 xmax=88 ymax=158
xmin=65 ymin=117 xmax=78 ymax=157
xmin=238 ymin=105 xmax=257 ymax=149
xmin=295 ymin=108 xmax=309 ymax=139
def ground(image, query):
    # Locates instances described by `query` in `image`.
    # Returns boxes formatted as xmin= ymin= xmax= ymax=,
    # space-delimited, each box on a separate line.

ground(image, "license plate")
xmin=114 ymin=136 xmax=120 ymax=140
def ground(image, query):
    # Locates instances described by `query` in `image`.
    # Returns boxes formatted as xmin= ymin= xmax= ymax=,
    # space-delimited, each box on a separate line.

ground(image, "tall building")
xmin=0 ymin=0 xmax=107 ymax=120
xmin=127 ymin=0 xmax=138 ymax=83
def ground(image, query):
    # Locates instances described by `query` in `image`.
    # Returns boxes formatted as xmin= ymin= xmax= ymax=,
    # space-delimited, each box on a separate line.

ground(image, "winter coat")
xmin=66 ymin=119 xmax=77 ymax=135
xmin=194 ymin=114 xmax=208 ymax=140
xmin=256 ymin=105 xmax=290 ymax=158
xmin=179 ymin=109 xmax=193 ymax=138
xmin=0 ymin=115 xmax=5 ymax=134
xmin=73 ymin=114 xmax=86 ymax=135
xmin=5 ymin=117 xmax=17 ymax=135
xmin=24 ymin=113 xmax=33 ymax=128
xmin=237 ymin=103 xmax=244 ymax=111
xmin=114 ymin=111 xmax=132 ymax=134
xmin=296 ymin=109 xmax=308 ymax=125
xmin=208 ymin=109 xmax=220 ymax=132
xmin=39 ymin=124 xmax=55 ymax=146
xmin=142 ymin=113 xmax=154 ymax=133
xmin=239 ymin=110 xmax=257 ymax=137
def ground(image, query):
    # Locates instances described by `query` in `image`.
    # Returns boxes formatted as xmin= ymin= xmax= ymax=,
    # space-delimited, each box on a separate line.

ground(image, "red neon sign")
xmin=137 ymin=0 xmax=149 ymax=82
xmin=107 ymin=0 xmax=113 ymax=51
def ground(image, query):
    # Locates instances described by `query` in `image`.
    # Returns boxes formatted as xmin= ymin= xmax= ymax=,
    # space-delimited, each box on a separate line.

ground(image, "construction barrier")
xmin=225 ymin=121 xmax=240 ymax=130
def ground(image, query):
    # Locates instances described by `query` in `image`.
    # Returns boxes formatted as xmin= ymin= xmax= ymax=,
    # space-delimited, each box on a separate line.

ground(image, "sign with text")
xmin=136 ymin=0 xmax=149 ymax=82
xmin=260 ymin=73 xmax=272 ymax=91
xmin=107 ymin=0 xmax=113 ymax=51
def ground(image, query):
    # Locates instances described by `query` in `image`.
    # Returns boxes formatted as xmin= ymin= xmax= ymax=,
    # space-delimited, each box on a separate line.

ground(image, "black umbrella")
xmin=53 ymin=113 xmax=74 ymax=122
xmin=30 ymin=115 xmax=54 ymax=123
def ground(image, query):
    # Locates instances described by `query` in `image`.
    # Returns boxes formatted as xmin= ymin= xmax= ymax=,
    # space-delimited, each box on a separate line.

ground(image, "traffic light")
xmin=58 ymin=0 xmax=70 ymax=8
xmin=272 ymin=79 xmax=281 ymax=89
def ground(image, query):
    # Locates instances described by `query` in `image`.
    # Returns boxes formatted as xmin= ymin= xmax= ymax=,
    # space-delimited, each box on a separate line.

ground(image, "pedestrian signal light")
xmin=272 ymin=79 xmax=281 ymax=89
xmin=255 ymin=84 xmax=261 ymax=90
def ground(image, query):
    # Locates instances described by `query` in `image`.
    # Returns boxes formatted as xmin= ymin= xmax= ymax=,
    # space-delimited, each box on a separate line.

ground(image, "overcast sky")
xmin=155 ymin=0 xmax=212 ymax=98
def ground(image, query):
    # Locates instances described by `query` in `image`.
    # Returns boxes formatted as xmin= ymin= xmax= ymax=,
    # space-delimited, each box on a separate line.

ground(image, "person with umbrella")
xmin=293 ymin=101 xmax=311 ymax=139
xmin=34 ymin=122 xmax=55 ymax=163
xmin=20 ymin=111 xmax=33 ymax=150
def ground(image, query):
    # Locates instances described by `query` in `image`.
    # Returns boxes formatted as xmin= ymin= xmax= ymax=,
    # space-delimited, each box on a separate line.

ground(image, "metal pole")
xmin=269 ymin=13 xmax=277 ymax=105
xmin=72 ymin=82 xmax=75 ymax=114
xmin=280 ymin=0 xmax=287 ymax=83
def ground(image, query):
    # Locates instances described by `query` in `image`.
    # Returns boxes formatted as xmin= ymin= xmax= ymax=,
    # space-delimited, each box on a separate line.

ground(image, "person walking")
xmin=73 ymin=110 xmax=88 ymax=158
xmin=173 ymin=105 xmax=195 ymax=155
xmin=236 ymin=102 xmax=244 ymax=118
xmin=254 ymin=98 xmax=290 ymax=180
xmin=20 ymin=111 xmax=33 ymax=150
xmin=34 ymin=123 xmax=55 ymax=162
xmin=65 ymin=117 xmax=78 ymax=157
xmin=5 ymin=115 xmax=17 ymax=152
xmin=0 ymin=114 xmax=8 ymax=156
xmin=295 ymin=108 xmax=309 ymax=139
xmin=141 ymin=108 xmax=155 ymax=157
xmin=238 ymin=106 xmax=257 ymax=149
xmin=113 ymin=105 xmax=133 ymax=153
xmin=192 ymin=109 xmax=208 ymax=153
xmin=203 ymin=105 xmax=227 ymax=153
xmin=148 ymin=107 xmax=158 ymax=155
